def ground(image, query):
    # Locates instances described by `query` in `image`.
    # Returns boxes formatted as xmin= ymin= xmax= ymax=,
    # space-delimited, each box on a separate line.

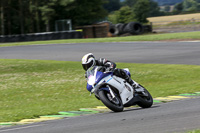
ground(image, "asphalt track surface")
xmin=0 ymin=41 xmax=200 ymax=65
xmin=0 ymin=41 xmax=200 ymax=133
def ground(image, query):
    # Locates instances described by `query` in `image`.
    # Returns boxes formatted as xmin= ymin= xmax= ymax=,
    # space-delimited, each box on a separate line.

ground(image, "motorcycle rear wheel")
xmin=98 ymin=90 xmax=124 ymax=112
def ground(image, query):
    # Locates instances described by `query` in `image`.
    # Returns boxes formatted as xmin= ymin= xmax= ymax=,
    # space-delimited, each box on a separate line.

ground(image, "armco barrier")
xmin=0 ymin=31 xmax=83 ymax=43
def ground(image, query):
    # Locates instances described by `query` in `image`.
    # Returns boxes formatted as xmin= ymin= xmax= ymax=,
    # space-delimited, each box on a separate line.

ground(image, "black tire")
xmin=116 ymin=23 xmax=128 ymax=35
xmin=115 ymin=23 xmax=123 ymax=35
xmin=109 ymin=25 xmax=119 ymax=35
xmin=98 ymin=90 xmax=124 ymax=112
xmin=124 ymin=22 xmax=143 ymax=35
xmin=136 ymin=85 xmax=153 ymax=108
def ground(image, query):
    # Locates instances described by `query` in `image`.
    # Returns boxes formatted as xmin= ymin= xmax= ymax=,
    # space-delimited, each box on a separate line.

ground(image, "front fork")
xmin=93 ymin=85 xmax=118 ymax=102
xmin=106 ymin=85 xmax=116 ymax=99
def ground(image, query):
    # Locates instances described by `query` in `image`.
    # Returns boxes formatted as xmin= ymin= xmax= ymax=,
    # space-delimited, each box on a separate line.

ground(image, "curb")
xmin=1 ymin=92 xmax=200 ymax=127
xmin=154 ymin=92 xmax=200 ymax=102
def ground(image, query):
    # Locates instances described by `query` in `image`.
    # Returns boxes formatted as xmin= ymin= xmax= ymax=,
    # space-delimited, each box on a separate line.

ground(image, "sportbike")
xmin=86 ymin=66 xmax=153 ymax=112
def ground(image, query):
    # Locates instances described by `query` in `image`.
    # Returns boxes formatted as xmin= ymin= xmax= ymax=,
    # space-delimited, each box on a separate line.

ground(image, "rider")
xmin=81 ymin=53 xmax=138 ymax=88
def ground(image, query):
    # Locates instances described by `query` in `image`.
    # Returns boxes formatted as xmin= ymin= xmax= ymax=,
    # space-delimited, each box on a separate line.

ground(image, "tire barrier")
xmin=0 ymin=31 xmax=83 ymax=43
xmin=123 ymin=22 xmax=143 ymax=35
xmin=109 ymin=22 xmax=152 ymax=36
xmin=109 ymin=23 xmax=128 ymax=35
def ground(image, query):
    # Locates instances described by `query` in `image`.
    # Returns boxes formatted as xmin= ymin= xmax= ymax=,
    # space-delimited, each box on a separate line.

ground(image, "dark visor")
xmin=82 ymin=60 xmax=94 ymax=71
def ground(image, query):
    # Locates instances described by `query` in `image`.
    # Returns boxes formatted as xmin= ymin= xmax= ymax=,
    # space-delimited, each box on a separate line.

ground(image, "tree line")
xmin=173 ymin=0 xmax=200 ymax=13
xmin=108 ymin=0 xmax=163 ymax=24
xmin=1 ymin=0 xmax=200 ymax=35
xmin=0 ymin=0 xmax=107 ymax=35
xmin=108 ymin=0 xmax=200 ymax=24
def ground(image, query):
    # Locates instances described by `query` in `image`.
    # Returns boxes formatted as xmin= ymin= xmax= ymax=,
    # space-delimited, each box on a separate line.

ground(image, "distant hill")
xmin=152 ymin=0 xmax=184 ymax=6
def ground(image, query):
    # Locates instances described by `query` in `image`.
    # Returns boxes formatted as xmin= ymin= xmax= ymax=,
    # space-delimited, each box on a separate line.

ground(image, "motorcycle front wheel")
xmin=98 ymin=90 xmax=124 ymax=112
xmin=136 ymin=85 xmax=153 ymax=108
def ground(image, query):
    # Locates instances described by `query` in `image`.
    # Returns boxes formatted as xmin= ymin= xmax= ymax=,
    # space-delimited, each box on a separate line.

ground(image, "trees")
xmin=39 ymin=1 xmax=56 ymax=32
xmin=122 ymin=0 xmax=137 ymax=7
xmin=19 ymin=0 xmax=25 ymax=34
xmin=132 ymin=0 xmax=150 ymax=23
xmin=67 ymin=0 xmax=108 ymax=26
xmin=109 ymin=0 xmax=162 ymax=24
xmin=0 ymin=0 xmax=43 ymax=35
xmin=149 ymin=0 xmax=164 ymax=17
xmin=103 ymin=0 xmax=121 ymax=13
xmin=174 ymin=2 xmax=183 ymax=13
xmin=0 ymin=0 xmax=5 ymax=35
xmin=39 ymin=0 xmax=75 ymax=31
xmin=108 ymin=6 xmax=135 ymax=24
xmin=183 ymin=0 xmax=200 ymax=12
xmin=0 ymin=0 xmax=108 ymax=35
xmin=109 ymin=0 xmax=150 ymax=24
xmin=173 ymin=0 xmax=200 ymax=14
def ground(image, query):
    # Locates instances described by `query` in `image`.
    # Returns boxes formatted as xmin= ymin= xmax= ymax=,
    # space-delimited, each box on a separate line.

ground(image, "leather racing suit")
xmin=94 ymin=58 xmax=135 ymax=87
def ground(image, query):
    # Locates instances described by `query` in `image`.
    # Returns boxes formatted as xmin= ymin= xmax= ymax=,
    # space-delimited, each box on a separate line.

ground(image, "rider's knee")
xmin=114 ymin=69 xmax=128 ymax=79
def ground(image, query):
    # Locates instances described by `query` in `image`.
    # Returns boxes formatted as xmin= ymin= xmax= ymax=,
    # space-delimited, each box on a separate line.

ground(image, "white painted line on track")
xmin=180 ymin=41 xmax=200 ymax=42
xmin=0 ymin=124 xmax=46 ymax=132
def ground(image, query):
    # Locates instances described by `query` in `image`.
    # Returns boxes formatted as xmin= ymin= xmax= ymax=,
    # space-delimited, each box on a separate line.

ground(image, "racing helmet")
xmin=82 ymin=53 xmax=96 ymax=71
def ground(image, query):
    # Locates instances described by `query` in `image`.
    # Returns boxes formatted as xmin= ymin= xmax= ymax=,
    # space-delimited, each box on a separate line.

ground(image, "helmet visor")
xmin=82 ymin=60 xmax=94 ymax=71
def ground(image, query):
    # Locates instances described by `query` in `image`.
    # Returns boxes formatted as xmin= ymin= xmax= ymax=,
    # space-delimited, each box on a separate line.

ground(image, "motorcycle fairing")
xmin=86 ymin=66 xmax=134 ymax=104
xmin=107 ymin=75 xmax=134 ymax=104
xmin=86 ymin=66 xmax=111 ymax=92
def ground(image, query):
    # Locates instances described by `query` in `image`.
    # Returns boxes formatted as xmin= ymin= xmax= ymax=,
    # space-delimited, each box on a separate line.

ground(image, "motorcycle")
xmin=86 ymin=66 xmax=153 ymax=112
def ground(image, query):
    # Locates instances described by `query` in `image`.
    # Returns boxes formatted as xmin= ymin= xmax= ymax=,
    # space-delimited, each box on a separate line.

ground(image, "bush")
xmin=108 ymin=6 xmax=136 ymax=24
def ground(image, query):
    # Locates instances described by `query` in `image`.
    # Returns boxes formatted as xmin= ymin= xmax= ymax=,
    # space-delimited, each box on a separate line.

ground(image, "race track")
xmin=0 ymin=41 xmax=200 ymax=65
xmin=0 ymin=41 xmax=200 ymax=133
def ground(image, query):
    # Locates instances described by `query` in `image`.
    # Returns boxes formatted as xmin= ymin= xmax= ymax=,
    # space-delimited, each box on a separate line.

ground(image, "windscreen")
xmin=86 ymin=66 xmax=103 ymax=80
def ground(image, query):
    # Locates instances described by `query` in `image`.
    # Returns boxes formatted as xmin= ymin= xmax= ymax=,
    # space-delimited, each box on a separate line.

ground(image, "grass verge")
xmin=187 ymin=130 xmax=200 ymax=133
xmin=0 ymin=31 xmax=200 ymax=47
xmin=0 ymin=59 xmax=200 ymax=122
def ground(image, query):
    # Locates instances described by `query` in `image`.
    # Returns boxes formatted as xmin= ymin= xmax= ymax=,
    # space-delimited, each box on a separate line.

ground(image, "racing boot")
xmin=126 ymin=77 xmax=139 ymax=89
xmin=114 ymin=69 xmax=138 ymax=89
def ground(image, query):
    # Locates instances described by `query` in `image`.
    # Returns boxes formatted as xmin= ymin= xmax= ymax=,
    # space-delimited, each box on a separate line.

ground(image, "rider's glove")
xmin=105 ymin=67 xmax=114 ymax=73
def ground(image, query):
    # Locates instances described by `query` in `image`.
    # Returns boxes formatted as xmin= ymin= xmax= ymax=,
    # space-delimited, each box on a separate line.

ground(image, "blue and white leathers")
xmin=86 ymin=66 xmax=134 ymax=105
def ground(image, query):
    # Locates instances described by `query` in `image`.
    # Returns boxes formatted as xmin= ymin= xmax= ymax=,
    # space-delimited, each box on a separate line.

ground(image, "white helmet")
xmin=82 ymin=53 xmax=96 ymax=71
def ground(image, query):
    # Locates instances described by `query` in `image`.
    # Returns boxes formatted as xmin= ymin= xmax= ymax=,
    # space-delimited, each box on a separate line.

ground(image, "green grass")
xmin=0 ymin=59 xmax=200 ymax=122
xmin=187 ymin=130 xmax=200 ymax=133
xmin=1 ymin=31 xmax=200 ymax=47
